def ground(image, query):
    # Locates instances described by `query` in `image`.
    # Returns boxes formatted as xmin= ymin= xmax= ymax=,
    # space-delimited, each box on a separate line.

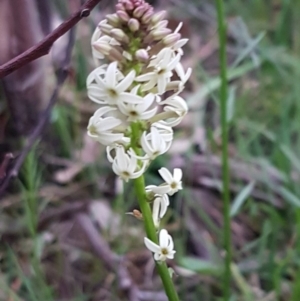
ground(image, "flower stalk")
xmin=86 ymin=1 xmax=191 ymax=300
xmin=215 ymin=0 xmax=232 ymax=300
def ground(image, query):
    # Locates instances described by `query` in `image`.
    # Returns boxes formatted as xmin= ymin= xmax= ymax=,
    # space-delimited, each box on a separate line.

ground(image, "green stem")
xmin=131 ymin=123 xmax=180 ymax=301
xmin=215 ymin=1 xmax=232 ymax=301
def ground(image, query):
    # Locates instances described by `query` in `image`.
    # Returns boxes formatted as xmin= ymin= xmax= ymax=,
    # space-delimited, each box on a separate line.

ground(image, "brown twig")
xmin=0 ymin=0 xmax=102 ymax=78
xmin=0 ymin=28 xmax=76 ymax=198
xmin=0 ymin=153 xmax=14 ymax=180
xmin=0 ymin=0 xmax=103 ymax=198
xmin=76 ymin=213 xmax=142 ymax=301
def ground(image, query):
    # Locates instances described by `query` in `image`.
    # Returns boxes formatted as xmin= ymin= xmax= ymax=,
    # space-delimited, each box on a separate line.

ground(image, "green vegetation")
xmin=1 ymin=1 xmax=300 ymax=300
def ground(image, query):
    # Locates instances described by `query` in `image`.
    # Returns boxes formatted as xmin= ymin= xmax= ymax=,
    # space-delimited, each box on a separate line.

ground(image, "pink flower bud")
xmin=124 ymin=1 xmax=134 ymax=10
xmin=98 ymin=23 xmax=113 ymax=35
xmin=151 ymin=28 xmax=172 ymax=40
xmin=163 ymin=33 xmax=181 ymax=46
xmin=142 ymin=10 xmax=154 ymax=23
xmin=133 ymin=5 xmax=147 ymax=18
xmin=151 ymin=10 xmax=167 ymax=24
xmin=108 ymin=48 xmax=124 ymax=62
xmin=111 ymin=28 xmax=129 ymax=44
xmin=117 ymin=10 xmax=130 ymax=22
xmin=135 ymin=49 xmax=149 ymax=62
xmin=116 ymin=3 xmax=125 ymax=11
xmin=128 ymin=18 xmax=140 ymax=32
xmin=92 ymin=42 xmax=111 ymax=55
xmin=150 ymin=20 xmax=168 ymax=31
xmin=106 ymin=14 xmax=120 ymax=26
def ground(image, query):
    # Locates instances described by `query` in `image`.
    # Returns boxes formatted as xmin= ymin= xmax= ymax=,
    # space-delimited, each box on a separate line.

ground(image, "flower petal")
xmin=173 ymin=168 xmax=182 ymax=181
xmin=144 ymin=237 xmax=160 ymax=253
xmin=105 ymin=62 xmax=117 ymax=88
xmin=116 ymin=70 xmax=136 ymax=92
xmin=159 ymin=229 xmax=169 ymax=248
xmin=158 ymin=167 xmax=173 ymax=183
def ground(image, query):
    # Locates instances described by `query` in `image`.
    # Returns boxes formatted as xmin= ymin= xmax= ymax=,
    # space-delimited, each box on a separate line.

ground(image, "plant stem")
xmin=131 ymin=123 xmax=180 ymax=301
xmin=215 ymin=1 xmax=232 ymax=300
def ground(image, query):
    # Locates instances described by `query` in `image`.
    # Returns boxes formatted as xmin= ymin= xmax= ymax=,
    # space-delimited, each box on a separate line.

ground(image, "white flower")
xmin=160 ymin=95 xmax=188 ymax=127
xmin=146 ymin=167 xmax=183 ymax=196
xmin=141 ymin=126 xmax=172 ymax=160
xmin=152 ymin=194 xmax=170 ymax=227
xmin=87 ymin=62 xmax=142 ymax=106
xmin=144 ymin=229 xmax=175 ymax=261
xmin=135 ymin=48 xmax=181 ymax=94
xmin=112 ymin=146 xmax=148 ymax=182
xmin=152 ymin=122 xmax=173 ymax=142
xmin=87 ymin=106 xmax=128 ymax=146
xmin=118 ymin=86 xmax=157 ymax=121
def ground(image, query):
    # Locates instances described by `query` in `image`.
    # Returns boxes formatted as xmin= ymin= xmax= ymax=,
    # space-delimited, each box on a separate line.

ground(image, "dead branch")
xmin=0 ymin=153 xmax=13 ymax=180
xmin=0 ymin=0 xmax=102 ymax=78
xmin=75 ymin=213 xmax=140 ymax=301
xmin=0 ymin=28 xmax=75 ymax=198
xmin=0 ymin=0 xmax=103 ymax=198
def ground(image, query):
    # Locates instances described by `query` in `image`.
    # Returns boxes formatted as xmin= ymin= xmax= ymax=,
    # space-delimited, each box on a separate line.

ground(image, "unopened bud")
xmin=98 ymin=23 xmax=113 ymax=35
xmin=133 ymin=5 xmax=147 ymax=18
xmin=135 ymin=49 xmax=149 ymax=62
xmin=151 ymin=10 xmax=167 ymax=24
xmin=108 ymin=48 xmax=124 ymax=62
xmin=163 ymin=33 xmax=181 ymax=46
xmin=150 ymin=20 xmax=168 ymax=31
xmin=128 ymin=18 xmax=140 ymax=32
xmin=93 ymin=42 xmax=111 ymax=55
xmin=111 ymin=28 xmax=129 ymax=44
xmin=126 ymin=209 xmax=143 ymax=220
xmin=124 ymin=1 xmax=134 ymax=10
xmin=116 ymin=3 xmax=125 ymax=11
xmin=117 ymin=10 xmax=130 ymax=22
xmin=151 ymin=28 xmax=172 ymax=40
xmin=106 ymin=14 xmax=120 ymax=26
xmin=133 ymin=209 xmax=143 ymax=220
xmin=142 ymin=10 xmax=154 ymax=23
xmin=123 ymin=51 xmax=132 ymax=61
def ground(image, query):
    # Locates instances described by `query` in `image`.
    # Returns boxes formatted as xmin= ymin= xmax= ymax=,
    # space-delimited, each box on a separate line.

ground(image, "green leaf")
xmin=230 ymin=181 xmax=255 ymax=217
xmin=277 ymin=186 xmax=300 ymax=208
xmin=179 ymin=256 xmax=222 ymax=275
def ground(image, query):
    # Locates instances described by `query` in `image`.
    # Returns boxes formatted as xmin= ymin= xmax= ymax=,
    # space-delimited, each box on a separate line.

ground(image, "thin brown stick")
xmin=75 ymin=213 xmax=140 ymax=301
xmin=0 ymin=28 xmax=76 ymax=198
xmin=0 ymin=0 xmax=103 ymax=198
xmin=0 ymin=0 xmax=102 ymax=78
xmin=0 ymin=153 xmax=14 ymax=180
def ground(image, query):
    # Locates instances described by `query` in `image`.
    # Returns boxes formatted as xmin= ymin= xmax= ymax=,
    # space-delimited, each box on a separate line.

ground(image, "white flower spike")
xmin=144 ymin=229 xmax=175 ymax=261
xmin=87 ymin=0 xmax=191 ymax=273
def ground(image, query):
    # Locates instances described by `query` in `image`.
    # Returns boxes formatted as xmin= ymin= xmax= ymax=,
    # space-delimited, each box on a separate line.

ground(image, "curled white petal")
xmin=111 ymin=146 xmax=148 ymax=182
xmin=87 ymin=106 xmax=127 ymax=146
xmin=141 ymin=126 xmax=172 ymax=160
xmin=152 ymin=194 xmax=169 ymax=227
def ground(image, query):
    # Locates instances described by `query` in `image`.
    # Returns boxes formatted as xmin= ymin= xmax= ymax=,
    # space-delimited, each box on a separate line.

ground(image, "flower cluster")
xmin=87 ymin=0 xmax=191 ymax=262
